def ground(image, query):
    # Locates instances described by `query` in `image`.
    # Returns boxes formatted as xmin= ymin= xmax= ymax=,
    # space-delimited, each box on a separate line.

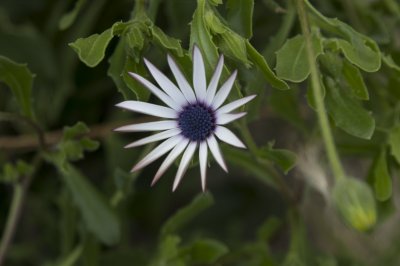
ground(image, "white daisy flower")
xmin=115 ymin=45 xmax=256 ymax=191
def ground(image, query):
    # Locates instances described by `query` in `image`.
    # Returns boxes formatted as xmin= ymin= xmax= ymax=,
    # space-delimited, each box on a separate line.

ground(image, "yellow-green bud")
xmin=332 ymin=178 xmax=377 ymax=231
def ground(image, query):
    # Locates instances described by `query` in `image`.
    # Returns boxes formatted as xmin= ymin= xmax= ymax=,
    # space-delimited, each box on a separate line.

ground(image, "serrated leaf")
xmin=342 ymin=59 xmax=369 ymax=100
xmin=246 ymin=41 xmax=289 ymax=90
xmin=58 ymin=164 xmax=120 ymax=245
xmin=388 ymin=125 xmax=400 ymax=164
xmin=226 ymin=0 xmax=254 ymax=38
xmin=161 ymin=192 xmax=214 ymax=238
xmin=373 ymin=150 xmax=392 ymax=201
xmin=260 ymin=144 xmax=297 ymax=174
xmin=59 ymin=0 xmax=86 ymax=30
xmin=190 ymin=0 xmax=219 ymax=75
xmin=185 ymin=239 xmax=229 ymax=264
xmin=69 ymin=22 xmax=126 ymax=67
xmin=325 ymin=77 xmax=375 ymax=139
xmin=0 ymin=55 xmax=35 ymax=118
xmin=276 ymin=33 xmax=323 ymax=82
xmin=151 ymin=25 xmax=183 ymax=57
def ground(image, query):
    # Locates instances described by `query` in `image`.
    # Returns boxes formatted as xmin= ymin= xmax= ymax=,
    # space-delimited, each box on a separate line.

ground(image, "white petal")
xmin=132 ymin=135 xmax=182 ymax=172
xmin=128 ymin=72 xmax=181 ymax=110
xmin=214 ymin=126 xmax=246 ymax=148
xmin=172 ymin=142 xmax=198 ymax=191
xmin=211 ymin=70 xmax=237 ymax=109
xmin=216 ymin=95 xmax=256 ymax=115
xmin=116 ymin=101 xmax=177 ymax=119
xmin=216 ymin=112 xmax=246 ymax=125
xmin=199 ymin=142 xmax=208 ymax=191
xmin=193 ymin=45 xmax=207 ymax=101
xmin=207 ymin=135 xmax=227 ymax=172
xmin=144 ymin=58 xmax=187 ymax=106
xmin=205 ymin=55 xmax=224 ymax=104
xmin=124 ymin=128 xmax=181 ymax=148
xmin=114 ymin=121 xmax=177 ymax=132
xmin=151 ymin=138 xmax=190 ymax=186
xmin=167 ymin=55 xmax=197 ymax=103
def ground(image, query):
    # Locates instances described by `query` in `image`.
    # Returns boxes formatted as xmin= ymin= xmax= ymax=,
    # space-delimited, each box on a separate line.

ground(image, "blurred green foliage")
xmin=1 ymin=0 xmax=400 ymax=265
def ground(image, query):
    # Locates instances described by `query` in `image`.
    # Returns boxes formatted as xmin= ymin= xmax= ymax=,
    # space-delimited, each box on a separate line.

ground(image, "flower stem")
xmin=0 ymin=154 xmax=41 ymax=266
xmin=0 ymin=185 xmax=23 ymax=266
xmin=295 ymin=0 xmax=345 ymax=180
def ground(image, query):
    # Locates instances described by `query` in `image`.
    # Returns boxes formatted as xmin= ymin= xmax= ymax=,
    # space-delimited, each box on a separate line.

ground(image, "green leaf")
xmin=382 ymin=54 xmax=400 ymax=74
xmin=373 ymin=150 xmax=392 ymax=201
xmin=151 ymin=25 xmax=183 ymax=57
xmin=305 ymin=0 xmax=381 ymax=72
xmin=122 ymin=56 xmax=151 ymax=101
xmin=246 ymin=41 xmax=290 ymax=90
xmin=58 ymin=163 xmax=120 ymax=245
xmin=0 ymin=55 xmax=35 ymax=118
xmin=223 ymin=147 xmax=277 ymax=188
xmin=342 ymin=59 xmax=369 ymax=100
xmin=226 ymin=0 xmax=254 ymax=38
xmin=388 ymin=125 xmax=400 ymax=164
xmin=161 ymin=192 xmax=214 ymax=238
xmin=325 ymin=77 xmax=375 ymax=139
xmin=59 ymin=122 xmax=100 ymax=162
xmin=333 ymin=39 xmax=380 ymax=73
xmin=69 ymin=22 xmax=125 ymax=67
xmin=276 ymin=33 xmax=323 ymax=82
xmin=259 ymin=143 xmax=297 ymax=174
xmin=54 ymin=245 xmax=83 ymax=266
xmin=190 ymin=0 xmax=219 ymax=75
xmin=107 ymin=39 xmax=138 ymax=100
xmin=184 ymin=239 xmax=229 ymax=264
xmin=332 ymin=177 xmax=376 ymax=231
xmin=0 ymin=160 xmax=33 ymax=184
xmin=58 ymin=0 xmax=86 ymax=30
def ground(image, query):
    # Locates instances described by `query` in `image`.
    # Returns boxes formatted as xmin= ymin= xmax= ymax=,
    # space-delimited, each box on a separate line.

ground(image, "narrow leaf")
xmin=388 ymin=125 xmax=400 ymax=164
xmin=59 ymin=0 xmax=86 ymax=30
xmin=373 ymin=150 xmax=392 ymax=201
xmin=59 ymin=164 xmax=120 ymax=245
xmin=161 ymin=192 xmax=214 ymax=238
xmin=246 ymin=41 xmax=289 ymax=90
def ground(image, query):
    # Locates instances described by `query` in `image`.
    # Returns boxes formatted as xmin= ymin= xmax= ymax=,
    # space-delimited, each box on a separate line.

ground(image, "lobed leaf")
xmin=276 ymin=33 xmax=323 ymax=83
xmin=69 ymin=22 xmax=126 ymax=67
xmin=0 ymin=55 xmax=35 ymax=118
xmin=325 ymin=77 xmax=375 ymax=139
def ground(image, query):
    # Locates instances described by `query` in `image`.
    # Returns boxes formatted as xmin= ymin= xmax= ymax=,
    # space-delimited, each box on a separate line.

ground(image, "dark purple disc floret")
xmin=178 ymin=102 xmax=216 ymax=141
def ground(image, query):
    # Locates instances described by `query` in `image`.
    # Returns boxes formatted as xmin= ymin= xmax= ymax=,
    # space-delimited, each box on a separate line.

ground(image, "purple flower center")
xmin=178 ymin=102 xmax=216 ymax=141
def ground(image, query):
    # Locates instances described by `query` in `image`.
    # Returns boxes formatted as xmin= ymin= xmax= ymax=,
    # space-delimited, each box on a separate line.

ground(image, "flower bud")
xmin=332 ymin=178 xmax=377 ymax=231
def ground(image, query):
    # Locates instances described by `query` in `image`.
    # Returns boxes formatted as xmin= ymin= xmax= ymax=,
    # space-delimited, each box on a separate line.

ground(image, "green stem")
xmin=0 ymin=154 xmax=41 ymax=265
xmin=0 ymin=185 xmax=23 ymax=266
xmin=295 ymin=0 xmax=345 ymax=180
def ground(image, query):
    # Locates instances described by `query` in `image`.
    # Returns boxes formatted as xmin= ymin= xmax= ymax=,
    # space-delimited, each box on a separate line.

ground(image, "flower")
xmin=115 ymin=45 xmax=255 ymax=191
